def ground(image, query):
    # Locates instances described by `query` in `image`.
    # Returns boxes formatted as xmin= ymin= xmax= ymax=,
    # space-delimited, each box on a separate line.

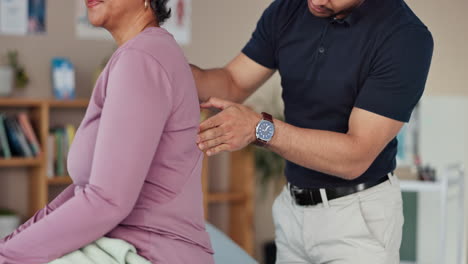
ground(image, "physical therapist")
xmin=191 ymin=0 xmax=433 ymax=263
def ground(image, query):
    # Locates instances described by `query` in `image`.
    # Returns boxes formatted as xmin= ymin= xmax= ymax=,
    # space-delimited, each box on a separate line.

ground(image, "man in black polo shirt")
xmin=191 ymin=0 xmax=433 ymax=262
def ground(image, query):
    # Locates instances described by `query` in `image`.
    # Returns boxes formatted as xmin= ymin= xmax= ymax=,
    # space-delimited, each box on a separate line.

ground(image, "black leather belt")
xmin=289 ymin=175 xmax=390 ymax=206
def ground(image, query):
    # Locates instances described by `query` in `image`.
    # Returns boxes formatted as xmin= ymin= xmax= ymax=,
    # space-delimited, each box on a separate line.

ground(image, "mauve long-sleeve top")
xmin=0 ymin=27 xmax=213 ymax=264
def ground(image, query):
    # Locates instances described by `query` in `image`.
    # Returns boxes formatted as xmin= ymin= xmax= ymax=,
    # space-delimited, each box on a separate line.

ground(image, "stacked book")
xmin=0 ymin=112 xmax=41 ymax=159
xmin=48 ymin=125 xmax=76 ymax=178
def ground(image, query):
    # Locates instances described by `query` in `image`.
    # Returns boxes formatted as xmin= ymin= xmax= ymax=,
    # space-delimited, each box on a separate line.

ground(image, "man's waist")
xmin=288 ymin=174 xmax=392 ymax=206
xmin=285 ymin=161 xmax=396 ymax=189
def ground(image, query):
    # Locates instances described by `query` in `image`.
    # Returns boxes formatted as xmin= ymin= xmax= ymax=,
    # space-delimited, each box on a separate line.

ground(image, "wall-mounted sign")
xmin=0 ymin=0 xmax=46 ymax=35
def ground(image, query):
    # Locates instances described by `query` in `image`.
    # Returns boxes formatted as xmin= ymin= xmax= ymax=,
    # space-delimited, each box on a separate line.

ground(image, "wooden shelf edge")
xmin=0 ymin=157 xmax=42 ymax=167
xmin=47 ymin=99 xmax=89 ymax=108
xmin=0 ymin=98 xmax=43 ymax=107
xmin=48 ymin=176 xmax=73 ymax=186
xmin=207 ymin=192 xmax=246 ymax=203
xmin=0 ymin=98 xmax=90 ymax=108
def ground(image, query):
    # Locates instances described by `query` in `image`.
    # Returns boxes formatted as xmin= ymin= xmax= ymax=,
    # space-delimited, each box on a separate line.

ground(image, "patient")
xmin=0 ymin=0 xmax=214 ymax=263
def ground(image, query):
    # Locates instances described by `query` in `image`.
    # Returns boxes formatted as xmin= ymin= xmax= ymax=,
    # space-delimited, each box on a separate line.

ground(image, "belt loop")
xmin=388 ymin=172 xmax=396 ymax=185
xmin=319 ymin=189 xmax=330 ymax=208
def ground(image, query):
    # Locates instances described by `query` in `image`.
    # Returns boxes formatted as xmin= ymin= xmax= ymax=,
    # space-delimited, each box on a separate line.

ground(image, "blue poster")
xmin=28 ymin=0 xmax=46 ymax=33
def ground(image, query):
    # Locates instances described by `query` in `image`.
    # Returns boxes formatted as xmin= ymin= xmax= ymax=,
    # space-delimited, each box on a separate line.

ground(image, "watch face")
xmin=256 ymin=120 xmax=275 ymax=141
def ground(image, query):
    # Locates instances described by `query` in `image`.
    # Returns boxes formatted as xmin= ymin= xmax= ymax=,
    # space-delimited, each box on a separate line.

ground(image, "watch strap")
xmin=262 ymin=112 xmax=273 ymax=123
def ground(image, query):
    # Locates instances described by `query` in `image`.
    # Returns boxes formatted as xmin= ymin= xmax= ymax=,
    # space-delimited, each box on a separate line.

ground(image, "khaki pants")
xmin=273 ymin=175 xmax=404 ymax=264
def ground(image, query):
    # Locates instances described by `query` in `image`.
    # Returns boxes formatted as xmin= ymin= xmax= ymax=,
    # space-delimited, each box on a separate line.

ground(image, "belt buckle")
xmin=290 ymin=185 xmax=314 ymax=206
xmin=289 ymin=185 xmax=302 ymax=205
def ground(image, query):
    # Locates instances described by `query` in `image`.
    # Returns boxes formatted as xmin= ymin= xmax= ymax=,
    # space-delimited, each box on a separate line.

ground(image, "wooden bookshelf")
xmin=201 ymin=148 xmax=255 ymax=255
xmin=0 ymin=98 xmax=43 ymax=107
xmin=0 ymin=98 xmax=255 ymax=256
xmin=0 ymin=98 xmax=88 ymax=215
xmin=47 ymin=176 xmax=73 ymax=186
xmin=207 ymin=191 xmax=246 ymax=203
xmin=0 ymin=157 xmax=42 ymax=167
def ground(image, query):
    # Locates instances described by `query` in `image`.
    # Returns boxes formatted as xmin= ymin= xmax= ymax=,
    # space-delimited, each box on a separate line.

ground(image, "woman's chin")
xmin=87 ymin=15 xmax=104 ymax=28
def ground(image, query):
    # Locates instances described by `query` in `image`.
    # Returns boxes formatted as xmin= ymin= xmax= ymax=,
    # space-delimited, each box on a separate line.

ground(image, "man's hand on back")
xmin=197 ymin=97 xmax=261 ymax=156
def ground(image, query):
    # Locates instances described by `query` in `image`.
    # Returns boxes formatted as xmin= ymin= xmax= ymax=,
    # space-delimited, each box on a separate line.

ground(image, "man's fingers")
xmin=200 ymin=101 xmax=215 ymax=109
xmin=198 ymin=135 xmax=229 ymax=151
xmin=197 ymin=126 xmax=224 ymax=144
xmin=199 ymin=113 xmax=224 ymax=133
xmin=206 ymin=144 xmax=231 ymax=156
xmin=200 ymin=97 xmax=234 ymax=110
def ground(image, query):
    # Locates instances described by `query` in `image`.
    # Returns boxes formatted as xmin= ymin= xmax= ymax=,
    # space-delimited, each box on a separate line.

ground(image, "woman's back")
xmin=66 ymin=27 xmax=213 ymax=261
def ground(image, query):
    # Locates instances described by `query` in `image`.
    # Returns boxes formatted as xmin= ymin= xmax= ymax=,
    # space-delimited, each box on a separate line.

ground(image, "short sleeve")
xmin=354 ymin=26 xmax=434 ymax=122
xmin=241 ymin=0 xmax=280 ymax=69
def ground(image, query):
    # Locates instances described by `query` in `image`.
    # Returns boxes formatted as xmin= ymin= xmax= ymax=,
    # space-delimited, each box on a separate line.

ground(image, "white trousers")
xmin=273 ymin=175 xmax=404 ymax=264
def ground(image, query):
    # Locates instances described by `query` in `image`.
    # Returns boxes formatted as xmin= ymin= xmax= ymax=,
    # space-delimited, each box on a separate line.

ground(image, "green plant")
xmin=7 ymin=50 xmax=29 ymax=89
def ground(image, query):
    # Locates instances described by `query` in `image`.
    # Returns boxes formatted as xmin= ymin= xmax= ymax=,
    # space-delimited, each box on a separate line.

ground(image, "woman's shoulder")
xmin=119 ymin=27 xmax=181 ymax=60
xmin=111 ymin=27 xmax=187 ymax=76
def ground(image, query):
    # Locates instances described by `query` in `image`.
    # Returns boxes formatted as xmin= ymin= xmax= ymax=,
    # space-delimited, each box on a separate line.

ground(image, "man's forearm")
xmin=197 ymin=99 xmax=401 ymax=178
xmin=268 ymin=120 xmax=375 ymax=180
xmin=190 ymin=65 xmax=241 ymax=103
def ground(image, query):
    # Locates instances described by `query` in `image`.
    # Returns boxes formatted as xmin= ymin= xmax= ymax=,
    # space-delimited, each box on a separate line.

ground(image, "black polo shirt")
xmin=242 ymin=0 xmax=434 ymax=188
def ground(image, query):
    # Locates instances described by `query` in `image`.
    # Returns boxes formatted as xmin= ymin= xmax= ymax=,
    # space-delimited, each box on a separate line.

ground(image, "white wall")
xmin=405 ymin=0 xmax=468 ymax=261
xmin=418 ymin=96 xmax=468 ymax=264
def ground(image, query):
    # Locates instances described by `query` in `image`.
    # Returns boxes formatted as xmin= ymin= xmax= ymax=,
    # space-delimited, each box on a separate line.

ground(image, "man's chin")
xmin=310 ymin=10 xmax=331 ymax=18
xmin=308 ymin=9 xmax=331 ymax=17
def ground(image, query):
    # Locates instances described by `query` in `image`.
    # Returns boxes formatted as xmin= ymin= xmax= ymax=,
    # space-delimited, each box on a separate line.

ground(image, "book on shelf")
xmin=63 ymin=125 xmax=76 ymax=165
xmin=4 ymin=116 xmax=25 ymax=157
xmin=12 ymin=117 xmax=33 ymax=158
xmin=54 ymin=128 xmax=64 ymax=176
xmin=18 ymin=112 xmax=41 ymax=156
xmin=47 ymin=134 xmax=55 ymax=178
xmin=0 ymin=113 xmax=41 ymax=159
xmin=0 ymin=131 xmax=3 ymax=157
xmin=65 ymin=125 xmax=76 ymax=149
xmin=49 ymin=124 xmax=76 ymax=178
xmin=0 ymin=114 xmax=12 ymax=159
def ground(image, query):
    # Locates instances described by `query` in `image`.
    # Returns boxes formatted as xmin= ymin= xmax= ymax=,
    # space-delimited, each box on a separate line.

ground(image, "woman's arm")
xmin=0 ymin=49 xmax=171 ymax=264
xmin=1 ymin=184 xmax=76 ymax=243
